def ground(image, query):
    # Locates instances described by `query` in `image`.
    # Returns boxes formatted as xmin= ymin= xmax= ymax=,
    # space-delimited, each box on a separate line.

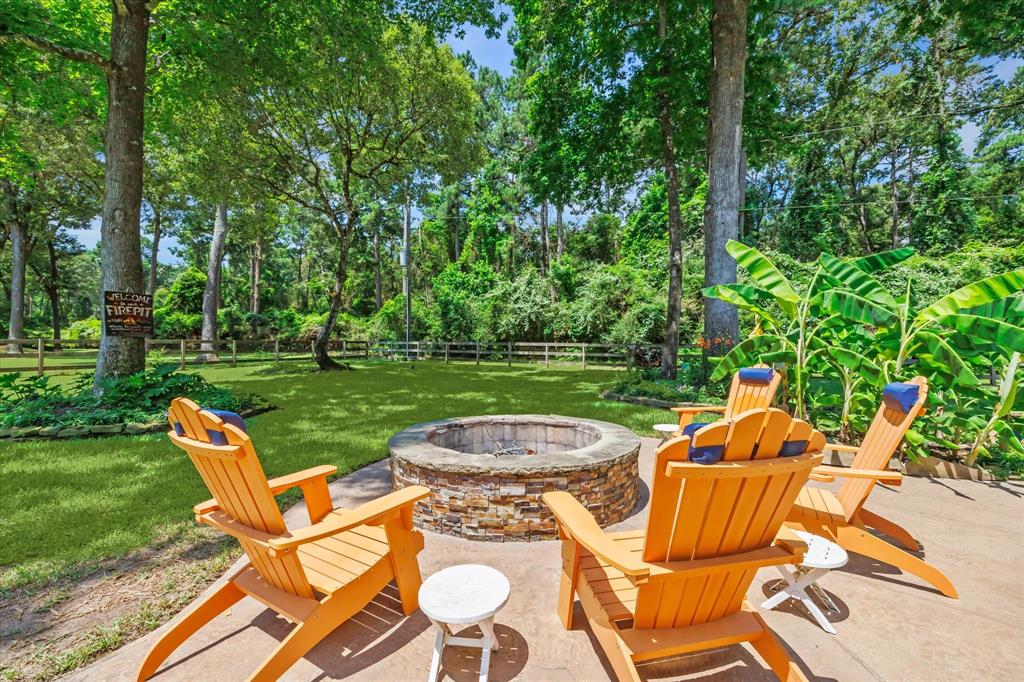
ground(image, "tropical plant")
xmin=965 ymin=352 xmax=1022 ymax=467
xmin=702 ymin=240 xmax=915 ymax=418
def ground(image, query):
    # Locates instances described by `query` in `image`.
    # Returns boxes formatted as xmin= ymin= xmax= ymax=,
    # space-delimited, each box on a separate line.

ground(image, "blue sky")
xmin=78 ymin=27 xmax=1021 ymax=258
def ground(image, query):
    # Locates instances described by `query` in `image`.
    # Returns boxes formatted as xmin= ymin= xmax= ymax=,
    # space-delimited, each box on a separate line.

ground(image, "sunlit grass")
xmin=0 ymin=360 xmax=662 ymax=584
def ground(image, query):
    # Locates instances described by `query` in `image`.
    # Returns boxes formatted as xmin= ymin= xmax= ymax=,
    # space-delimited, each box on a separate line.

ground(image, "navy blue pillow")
xmin=738 ymin=367 xmax=774 ymax=385
xmin=779 ymin=439 xmax=808 ymax=457
xmin=681 ymin=422 xmax=703 ymax=439
xmin=882 ymin=383 xmax=919 ymax=413
xmin=686 ymin=423 xmax=725 ymax=464
xmin=204 ymin=409 xmax=246 ymax=445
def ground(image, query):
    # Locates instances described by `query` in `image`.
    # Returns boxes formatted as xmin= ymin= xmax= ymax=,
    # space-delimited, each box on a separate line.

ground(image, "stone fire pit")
xmin=388 ymin=415 xmax=641 ymax=541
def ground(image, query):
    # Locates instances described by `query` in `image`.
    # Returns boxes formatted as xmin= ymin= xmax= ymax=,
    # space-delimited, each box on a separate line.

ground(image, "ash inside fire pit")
xmin=389 ymin=415 xmax=640 ymax=541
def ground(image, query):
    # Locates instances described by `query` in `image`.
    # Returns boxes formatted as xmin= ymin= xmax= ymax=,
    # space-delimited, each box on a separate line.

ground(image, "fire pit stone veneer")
xmin=388 ymin=415 xmax=641 ymax=541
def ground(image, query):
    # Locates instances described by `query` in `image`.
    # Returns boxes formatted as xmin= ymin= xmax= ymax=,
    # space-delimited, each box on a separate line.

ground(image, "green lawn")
xmin=0 ymin=361 xmax=662 ymax=585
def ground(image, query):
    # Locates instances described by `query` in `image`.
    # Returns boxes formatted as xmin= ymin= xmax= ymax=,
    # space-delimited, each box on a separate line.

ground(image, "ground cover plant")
xmin=0 ymin=365 xmax=261 ymax=429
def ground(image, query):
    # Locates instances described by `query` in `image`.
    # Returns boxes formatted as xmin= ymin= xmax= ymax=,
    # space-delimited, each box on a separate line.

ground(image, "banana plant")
xmin=819 ymin=258 xmax=1024 ymax=389
xmin=965 ymin=352 xmax=1022 ymax=467
xmin=703 ymin=240 xmax=913 ymax=419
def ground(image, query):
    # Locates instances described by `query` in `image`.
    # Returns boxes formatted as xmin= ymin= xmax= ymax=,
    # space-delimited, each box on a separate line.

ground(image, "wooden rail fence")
xmin=2 ymin=338 xmax=699 ymax=375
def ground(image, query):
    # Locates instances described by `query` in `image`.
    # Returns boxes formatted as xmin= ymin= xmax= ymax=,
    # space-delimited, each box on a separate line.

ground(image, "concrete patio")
xmin=71 ymin=438 xmax=1023 ymax=681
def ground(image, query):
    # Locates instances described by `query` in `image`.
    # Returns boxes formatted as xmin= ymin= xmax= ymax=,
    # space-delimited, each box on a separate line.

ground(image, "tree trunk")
xmin=403 ymin=196 xmax=412 ymax=357
xmin=555 ymin=204 xmax=564 ymax=258
xmin=147 ymin=210 xmax=161 ymax=296
xmin=313 ymin=225 xmax=352 ymax=370
xmin=890 ymin=150 xmax=900 ymax=248
xmin=199 ymin=202 xmax=228 ymax=357
xmin=94 ymin=0 xmax=149 ymax=390
xmin=251 ymin=235 xmax=262 ymax=314
xmin=373 ymin=220 xmax=383 ymax=310
xmin=657 ymin=0 xmax=684 ymax=380
xmin=297 ymin=243 xmax=308 ymax=311
xmin=47 ymin=239 xmax=62 ymax=351
xmin=702 ymin=0 xmax=748 ymax=356
xmin=6 ymin=219 xmax=27 ymax=354
xmin=540 ymin=201 xmax=549 ymax=275
xmin=737 ymin=147 xmax=747 ymax=239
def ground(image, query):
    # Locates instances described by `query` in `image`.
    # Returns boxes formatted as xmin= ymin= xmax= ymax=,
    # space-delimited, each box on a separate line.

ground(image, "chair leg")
xmin=384 ymin=517 xmax=425 ymax=615
xmin=137 ymin=580 xmax=245 ymax=681
xmin=836 ymin=525 xmax=958 ymax=599
xmin=575 ymin=578 xmax=641 ymax=682
xmin=557 ymin=537 xmax=581 ymax=630
xmin=857 ymin=508 xmax=920 ymax=551
xmin=747 ymin=610 xmax=809 ymax=682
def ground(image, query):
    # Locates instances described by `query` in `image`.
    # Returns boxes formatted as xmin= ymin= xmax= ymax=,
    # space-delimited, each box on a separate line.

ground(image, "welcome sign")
xmin=103 ymin=291 xmax=154 ymax=337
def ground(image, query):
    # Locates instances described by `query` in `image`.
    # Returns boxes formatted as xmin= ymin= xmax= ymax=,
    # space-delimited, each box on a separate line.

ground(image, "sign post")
xmin=103 ymin=291 xmax=153 ymax=337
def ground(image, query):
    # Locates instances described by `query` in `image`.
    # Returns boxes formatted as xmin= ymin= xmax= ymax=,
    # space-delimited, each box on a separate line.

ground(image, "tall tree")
xmin=3 ymin=0 xmax=150 ymax=389
xmin=703 ymin=0 xmax=749 ymax=354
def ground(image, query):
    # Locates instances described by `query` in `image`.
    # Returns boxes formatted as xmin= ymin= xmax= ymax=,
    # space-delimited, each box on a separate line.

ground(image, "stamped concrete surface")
xmin=70 ymin=438 xmax=1023 ymax=681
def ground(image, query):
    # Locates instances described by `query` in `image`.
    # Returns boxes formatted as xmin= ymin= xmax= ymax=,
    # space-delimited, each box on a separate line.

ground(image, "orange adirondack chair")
xmin=786 ymin=376 xmax=958 ymax=598
xmin=138 ymin=398 xmax=431 ymax=681
xmin=544 ymin=408 xmax=825 ymax=681
xmin=670 ymin=364 xmax=783 ymax=435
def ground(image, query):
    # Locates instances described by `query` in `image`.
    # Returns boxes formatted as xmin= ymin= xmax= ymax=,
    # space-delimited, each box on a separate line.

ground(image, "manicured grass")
xmin=0 ymin=361 xmax=663 ymax=585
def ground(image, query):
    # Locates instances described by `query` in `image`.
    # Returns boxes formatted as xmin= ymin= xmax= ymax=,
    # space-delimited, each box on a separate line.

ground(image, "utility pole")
xmin=403 ymin=192 xmax=412 ymax=361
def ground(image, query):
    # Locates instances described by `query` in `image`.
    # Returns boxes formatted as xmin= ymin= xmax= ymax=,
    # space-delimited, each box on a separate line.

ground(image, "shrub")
xmin=0 ymin=366 xmax=261 ymax=429
xmin=66 ymin=318 xmax=101 ymax=340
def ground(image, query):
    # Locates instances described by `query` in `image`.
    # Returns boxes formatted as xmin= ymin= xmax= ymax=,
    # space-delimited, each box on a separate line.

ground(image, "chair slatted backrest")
xmin=167 ymin=398 xmax=315 ymax=599
xmin=723 ymin=364 xmax=783 ymax=419
xmin=836 ymin=376 xmax=928 ymax=519
xmin=635 ymin=409 xmax=824 ymax=629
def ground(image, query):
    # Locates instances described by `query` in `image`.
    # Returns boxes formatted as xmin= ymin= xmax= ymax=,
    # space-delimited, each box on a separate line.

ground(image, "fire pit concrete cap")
xmin=388 ymin=414 xmax=641 ymax=475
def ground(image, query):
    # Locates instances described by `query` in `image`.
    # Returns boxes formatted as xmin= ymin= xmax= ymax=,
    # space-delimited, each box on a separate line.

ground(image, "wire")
xmin=742 ymin=193 xmax=1020 ymax=213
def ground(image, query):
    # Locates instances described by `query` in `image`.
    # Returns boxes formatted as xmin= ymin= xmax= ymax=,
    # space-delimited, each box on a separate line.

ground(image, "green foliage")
xmin=161 ymin=268 xmax=206 ymax=315
xmin=0 ymin=366 xmax=259 ymax=429
xmin=66 ymin=318 xmax=101 ymax=340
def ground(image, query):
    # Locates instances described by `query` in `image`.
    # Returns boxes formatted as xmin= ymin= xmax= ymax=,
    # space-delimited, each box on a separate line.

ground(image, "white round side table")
xmin=653 ymin=423 xmax=680 ymax=441
xmin=760 ymin=531 xmax=848 ymax=634
xmin=419 ymin=564 xmax=511 ymax=682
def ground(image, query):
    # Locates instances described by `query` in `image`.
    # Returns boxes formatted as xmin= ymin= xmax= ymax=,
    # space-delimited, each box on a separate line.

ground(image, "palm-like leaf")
xmin=725 ymin=240 xmax=799 ymax=317
xmin=936 ymin=314 xmax=1024 ymax=354
xmin=819 ymin=252 xmax=898 ymax=307
xmin=962 ymin=296 xmax=1024 ymax=324
xmin=851 ymin=247 xmax=915 ymax=273
xmin=709 ymin=334 xmax=787 ymax=381
xmin=910 ymin=330 xmax=979 ymax=386
xmin=822 ymin=289 xmax=899 ymax=327
xmin=825 ymin=347 xmax=884 ymax=384
xmin=702 ymin=284 xmax=784 ymax=330
xmin=916 ymin=269 xmax=1024 ymax=323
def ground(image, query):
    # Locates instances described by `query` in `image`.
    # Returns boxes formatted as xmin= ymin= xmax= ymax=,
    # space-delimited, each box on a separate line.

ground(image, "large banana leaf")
xmin=910 ymin=330 xmax=979 ymax=386
xmin=710 ymin=334 xmax=787 ymax=381
xmin=935 ymin=314 xmax=1024 ymax=354
xmin=851 ymin=247 xmax=916 ymax=273
xmin=916 ymin=268 xmax=1024 ymax=323
xmin=996 ymin=352 xmax=1020 ymax=418
xmin=725 ymin=240 xmax=799 ymax=317
xmin=822 ymin=289 xmax=899 ymax=327
xmin=819 ymin=252 xmax=898 ymax=307
xmin=825 ymin=346 xmax=883 ymax=384
xmin=702 ymin=284 xmax=784 ymax=330
xmin=962 ymin=295 xmax=1024 ymax=324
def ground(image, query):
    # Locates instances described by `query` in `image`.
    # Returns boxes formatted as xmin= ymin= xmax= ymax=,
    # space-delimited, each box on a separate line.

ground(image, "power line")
xmin=742 ymin=193 xmax=1019 ymax=213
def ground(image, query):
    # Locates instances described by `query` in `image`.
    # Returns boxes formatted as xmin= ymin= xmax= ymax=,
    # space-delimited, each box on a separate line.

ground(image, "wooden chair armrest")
xmin=825 ymin=442 xmax=860 ymax=454
xmin=809 ymin=472 xmax=836 ymax=482
xmin=670 ymin=405 xmax=727 ymax=415
xmin=197 ymin=511 xmax=275 ymax=547
xmin=813 ymin=465 xmax=902 ymax=485
xmin=267 ymin=464 xmax=338 ymax=495
xmin=773 ymin=525 xmax=809 ymax=560
xmin=191 ymin=464 xmax=339 ymax=517
xmin=269 ymin=485 xmax=430 ymax=555
xmin=541 ymin=491 xmax=650 ymax=579
xmin=643 ymin=545 xmax=803 ymax=583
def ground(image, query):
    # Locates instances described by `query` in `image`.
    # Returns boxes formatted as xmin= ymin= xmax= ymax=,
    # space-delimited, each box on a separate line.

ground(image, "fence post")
xmin=476 ymin=342 xmax=480 ymax=365
xmin=231 ymin=340 xmax=237 ymax=367
xmin=582 ymin=343 xmax=587 ymax=370
xmin=37 ymin=338 xmax=44 ymax=376
xmin=544 ymin=343 xmax=549 ymax=367
xmin=365 ymin=340 xmax=370 ymax=359
xmin=342 ymin=339 xmax=347 ymax=358
xmin=311 ymin=340 xmax=316 ymax=359
xmin=445 ymin=342 xmax=449 ymax=364
xmin=179 ymin=339 xmax=186 ymax=369
xmin=508 ymin=340 xmax=512 ymax=367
